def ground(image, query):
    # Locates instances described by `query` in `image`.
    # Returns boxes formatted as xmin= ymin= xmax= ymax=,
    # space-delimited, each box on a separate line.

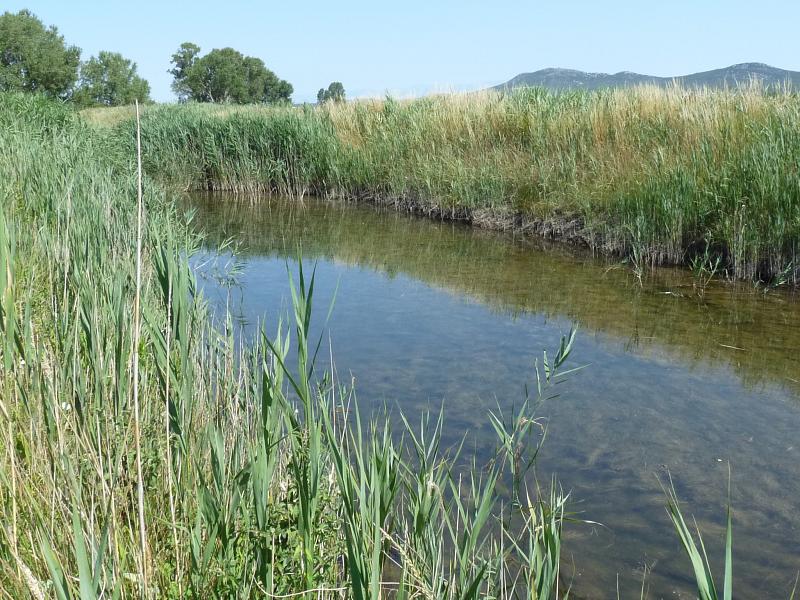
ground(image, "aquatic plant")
xmin=664 ymin=476 xmax=733 ymax=600
xmin=0 ymin=91 xmax=579 ymax=599
xmin=90 ymin=85 xmax=800 ymax=284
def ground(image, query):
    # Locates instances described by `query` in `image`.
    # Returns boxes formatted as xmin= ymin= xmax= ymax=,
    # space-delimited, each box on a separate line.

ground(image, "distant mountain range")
xmin=493 ymin=63 xmax=800 ymax=91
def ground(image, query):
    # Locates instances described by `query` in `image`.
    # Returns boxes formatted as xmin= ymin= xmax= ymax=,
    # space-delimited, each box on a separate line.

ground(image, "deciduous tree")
xmin=0 ymin=10 xmax=80 ymax=98
xmin=317 ymin=81 xmax=346 ymax=104
xmin=74 ymin=51 xmax=150 ymax=107
xmin=169 ymin=43 xmax=293 ymax=104
xmin=169 ymin=42 xmax=201 ymax=101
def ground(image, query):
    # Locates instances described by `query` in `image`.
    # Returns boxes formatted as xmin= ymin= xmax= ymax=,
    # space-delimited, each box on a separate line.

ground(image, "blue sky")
xmin=8 ymin=1 xmax=800 ymax=103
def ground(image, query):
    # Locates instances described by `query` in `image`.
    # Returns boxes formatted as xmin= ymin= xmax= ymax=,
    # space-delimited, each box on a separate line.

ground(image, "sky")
xmin=7 ymin=1 xmax=800 ymax=103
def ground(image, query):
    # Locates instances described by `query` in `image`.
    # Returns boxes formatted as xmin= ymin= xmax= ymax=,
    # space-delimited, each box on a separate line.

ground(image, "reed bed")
xmin=0 ymin=92 xmax=581 ymax=598
xmin=95 ymin=86 xmax=800 ymax=283
xmin=0 ymin=91 xmax=772 ymax=598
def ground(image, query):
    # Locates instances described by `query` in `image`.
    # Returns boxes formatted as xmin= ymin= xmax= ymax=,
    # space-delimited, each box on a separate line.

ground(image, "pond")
xmin=188 ymin=193 xmax=800 ymax=599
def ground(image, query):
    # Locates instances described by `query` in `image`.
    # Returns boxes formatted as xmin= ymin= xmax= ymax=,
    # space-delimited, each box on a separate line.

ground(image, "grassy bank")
xmin=89 ymin=86 xmax=800 ymax=284
xmin=0 ymin=92 xmax=589 ymax=598
xmin=0 ymin=91 xmax=777 ymax=598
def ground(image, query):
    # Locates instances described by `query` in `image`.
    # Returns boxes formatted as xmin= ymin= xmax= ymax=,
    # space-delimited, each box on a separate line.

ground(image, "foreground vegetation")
xmin=87 ymin=85 xmax=800 ymax=284
xmin=0 ymin=92 xmax=584 ymax=598
xmin=0 ymin=91 xmax=786 ymax=598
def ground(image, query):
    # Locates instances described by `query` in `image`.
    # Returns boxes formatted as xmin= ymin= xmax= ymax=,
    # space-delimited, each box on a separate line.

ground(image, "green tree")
xmin=74 ymin=51 xmax=150 ymax=107
xmin=327 ymin=81 xmax=345 ymax=103
xmin=0 ymin=10 xmax=80 ymax=98
xmin=168 ymin=42 xmax=200 ymax=101
xmin=317 ymin=81 xmax=346 ymax=104
xmin=189 ymin=47 xmax=247 ymax=103
xmin=263 ymin=70 xmax=294 ymax=103
xmin=169 ymin=43 xmax=293 ymax=104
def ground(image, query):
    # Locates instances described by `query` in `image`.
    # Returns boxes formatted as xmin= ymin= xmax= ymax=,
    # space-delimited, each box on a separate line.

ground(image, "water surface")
xmin=189 ymin=193 xmax=800 ymax=599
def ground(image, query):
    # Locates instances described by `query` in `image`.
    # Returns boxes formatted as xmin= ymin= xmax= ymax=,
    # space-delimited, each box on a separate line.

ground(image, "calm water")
xmin=188 ymin=193 xmax=800 ymax=599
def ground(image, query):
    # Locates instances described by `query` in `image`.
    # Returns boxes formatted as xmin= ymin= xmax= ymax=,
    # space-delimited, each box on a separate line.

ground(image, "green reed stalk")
xmin=664 ymin=476 xmax=733 ymax=600
xmin=100 ymin=86 xmax=800 ymax=284
xmin=132 ymin=98 xmax=150 ymax=595
xmin=3 ymin=90 xmax=791 ymax=600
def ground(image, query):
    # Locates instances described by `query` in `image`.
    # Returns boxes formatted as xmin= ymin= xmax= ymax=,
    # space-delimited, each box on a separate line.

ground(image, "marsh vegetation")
xmin=86 ymin=85 xmax=800 ymax=284
xmin=0 ymin=92 xmax=583 ymax=598
xmin=1 ymin=87 xmax=799 ymax=599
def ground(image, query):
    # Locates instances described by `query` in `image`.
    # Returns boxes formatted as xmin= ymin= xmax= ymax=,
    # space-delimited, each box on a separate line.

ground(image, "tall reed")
xmin=98 ymin=86 xmax=800 ymax=283
xmin=1 ymin=91 xmax=580 ymax=598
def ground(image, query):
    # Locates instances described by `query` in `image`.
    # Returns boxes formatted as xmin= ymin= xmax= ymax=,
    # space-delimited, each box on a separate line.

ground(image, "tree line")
xmin=169 ymin=42 xmax=293 ymax=104
xmin=0 ymin=10 xmax=149 ymax=107
xmin=0 ymin=9 xmax=346 ymax=107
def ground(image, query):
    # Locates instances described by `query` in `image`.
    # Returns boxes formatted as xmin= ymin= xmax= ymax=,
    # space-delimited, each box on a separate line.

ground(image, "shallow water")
xmin=188 ymin=193 xmax=800 ymax=598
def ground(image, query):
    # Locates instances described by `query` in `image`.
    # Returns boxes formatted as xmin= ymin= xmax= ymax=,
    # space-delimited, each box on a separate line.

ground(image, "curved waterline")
xmin=189 ymin=193 xmax=800 ymax=397
xmin=188 ymin=192 xmax=800 ymax=597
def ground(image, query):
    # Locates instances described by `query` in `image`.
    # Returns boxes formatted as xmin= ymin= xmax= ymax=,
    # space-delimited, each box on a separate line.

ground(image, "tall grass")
xmin=2 ymin=91 xmax=794 ymax=598
xmin=1 ymin=91 xmax=582 ymax=598
xmin=96 ymin=86 xmax=800 ymax=283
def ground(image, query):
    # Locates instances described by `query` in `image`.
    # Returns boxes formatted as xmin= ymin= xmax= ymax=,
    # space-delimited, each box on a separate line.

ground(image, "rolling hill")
xmin=493 ymin=63 xmax=800 ymax=91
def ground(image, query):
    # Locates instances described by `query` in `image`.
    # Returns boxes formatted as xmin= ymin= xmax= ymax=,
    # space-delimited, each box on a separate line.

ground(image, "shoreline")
xmin=110 ymin=88 xmax=800 ymax=285
xmin=191 ymin=185 xmax=795 ymax=284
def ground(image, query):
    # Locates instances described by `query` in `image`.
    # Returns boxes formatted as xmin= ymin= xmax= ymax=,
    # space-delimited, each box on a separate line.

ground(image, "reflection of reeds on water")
xmin=94 ymin=85 xmax=800 ymax=284
xmin=191 ymin=194 xmax=800 ymax=397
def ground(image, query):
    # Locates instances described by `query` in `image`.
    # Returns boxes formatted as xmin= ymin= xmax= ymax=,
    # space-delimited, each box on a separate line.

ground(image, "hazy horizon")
xmin=6 ymin=1 xmax=800 ymax=103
